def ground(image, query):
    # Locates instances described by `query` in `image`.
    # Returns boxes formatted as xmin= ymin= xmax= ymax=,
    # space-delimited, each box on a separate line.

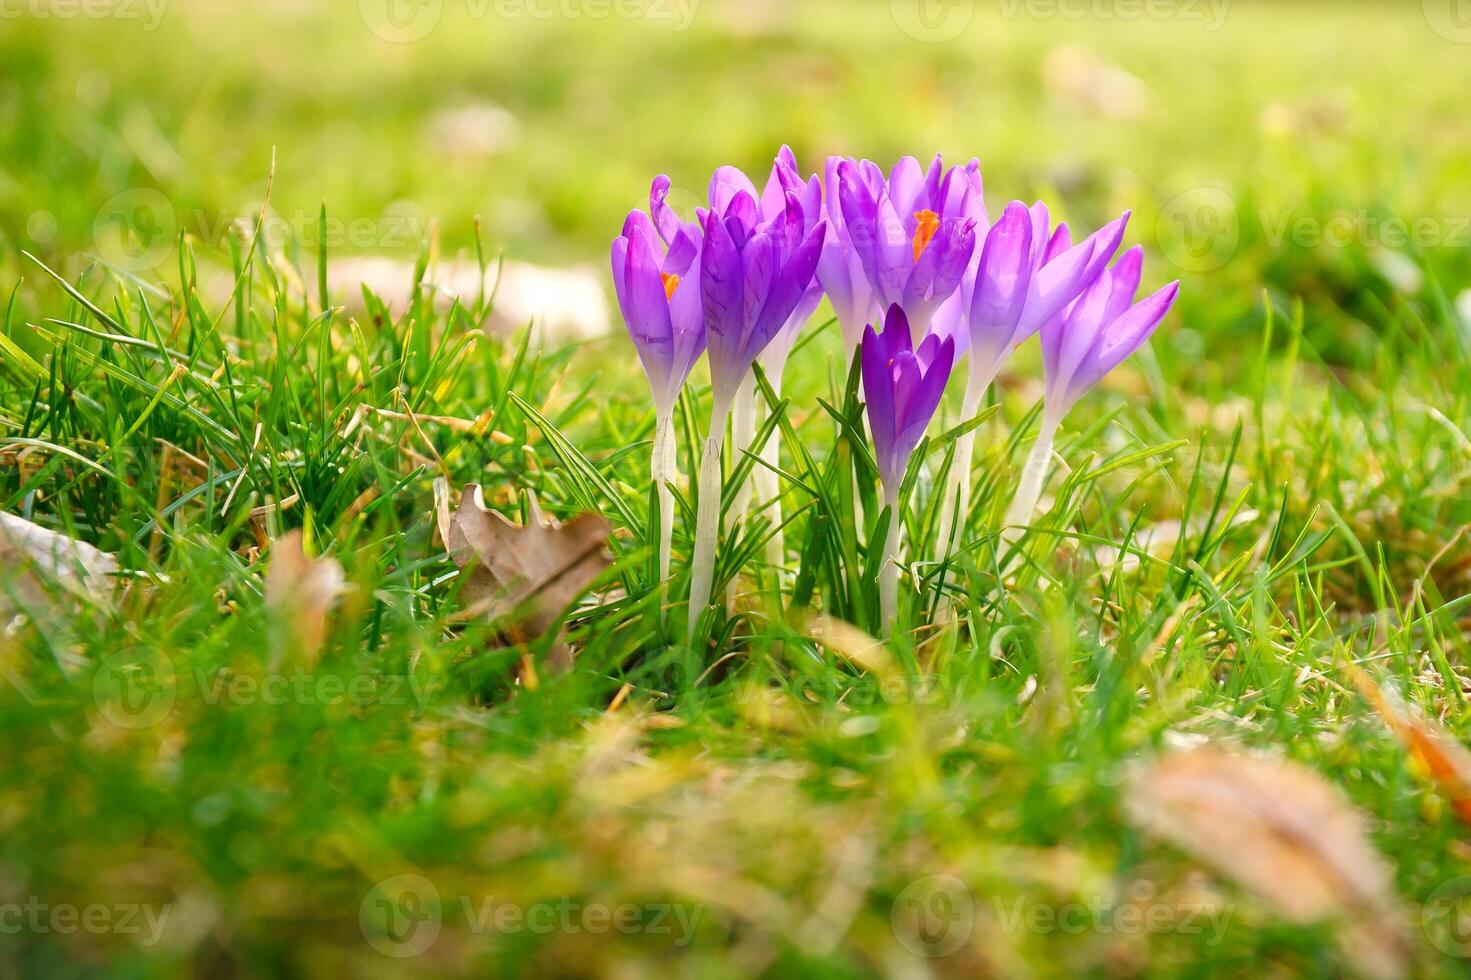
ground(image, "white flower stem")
xmin=687 ymin=394 xmax=732 ymax=640
xmin=753 ymin=359 xmax=787 ymax=573
xmin=725 ymin=376 xmax=757 ymax=606
xmin=650 ymin=410 xmax=677 ymax=591
xmin=933 ymin=358 xmax=1000 ymax=565
xmin=1002 ymin=410 xmax=1062 ymax=550
xmin=728 ymin=375 xmax=758 ymax=522
xmin=879 ymin=484 xmax=902 ymax=636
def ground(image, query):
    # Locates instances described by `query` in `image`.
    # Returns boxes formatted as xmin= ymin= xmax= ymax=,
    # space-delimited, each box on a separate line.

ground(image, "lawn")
xmin=3 ymin=0 xmax=1471 ymax=976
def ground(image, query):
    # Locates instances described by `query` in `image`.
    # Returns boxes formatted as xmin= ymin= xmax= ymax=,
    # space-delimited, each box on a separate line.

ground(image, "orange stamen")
xmin=661 ymin=272 xmax=680 ymax=301
xmin=912 ymin=209 xmax=941 ymax=262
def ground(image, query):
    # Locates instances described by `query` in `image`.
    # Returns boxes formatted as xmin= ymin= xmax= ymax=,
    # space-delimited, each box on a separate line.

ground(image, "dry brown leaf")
xmin=0 ymin=510 xmax=117 ymax=614
xmin=1348 ymin=665 xmax=1471 ymax=825
xmin=445 ymin=484 xmax=611 ymax=671
xmin=805 ymin=615 xmax=895 ymax=678
xmin=1127 ymin=746 xmax=1408 ymax=980
xmin=263 ymin=530 xmax=346 ymax=665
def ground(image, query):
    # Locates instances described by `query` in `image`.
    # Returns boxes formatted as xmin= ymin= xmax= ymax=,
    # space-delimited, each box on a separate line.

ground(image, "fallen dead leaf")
xmin=0 ymin=510 xmax=117 ymax=614
xmin=1348 ymin=665 xmax=1471 ymax=826
xmin=445 ymin=484 xmax=611 ymax=671
xmin=805 ymin=615 xmax=895 ymax=678
xmin=263 ymin=530 xmax=347 ymax=666
xmin=1126 ymin=746 xmax=1408 ymax=980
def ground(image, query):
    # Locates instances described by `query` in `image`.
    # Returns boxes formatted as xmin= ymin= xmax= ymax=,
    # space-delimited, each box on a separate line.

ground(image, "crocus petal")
xmin=1062 ymin=281 xmax=1179 ymax=409
xmin=1080 ymin=211 xmax=1131 ymax=283
xmin=872 ymin=196 xmax=913 ymax=305
xmin=899 ymin=336 xmax=955 ymax=452
xmin=1103 ymin=245 xmax=1144 ymax=323
xmin=663 ymin=223 xmax=701 ymax=274
xmin=1045 ymin=268 xmax=1117 ymax=402
xmin=738 ymin=232 xmax=778 ymax=362
xmin=1044 ymin=222 xmax=1072 ymax=264
xmin=862 ymin=305 xmax=955 ymax=493
xmin=723 ymin=190 xmax=759 ymax=244
xmin=902 ymin=217 xmax=976 ymax=332
xmin=861 ymin=323 xmax=897 ymax=480
xmin=700 ymin=211 xmax=745 ymax=393
xmin=888 ymin=156 xmax=926 ymax=225
xmin=1020 ymin=233 xmax=1101 ymax=345
xmin=929 ymin=289 xmax=970 ymax=356
xmin=649 ymin=176 xmax=686 ymax=246
xmin=968 ymin=202 xmax=1035 ymax=362
xmin=710 ymin=166 xmax=761 ymax=216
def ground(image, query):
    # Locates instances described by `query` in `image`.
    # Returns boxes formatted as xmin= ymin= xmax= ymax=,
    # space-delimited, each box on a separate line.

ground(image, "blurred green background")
xmin=6 ymin=3 xmax=1471 ymax=976
xmin=2 ymin=0 xmax=1470 ymax=354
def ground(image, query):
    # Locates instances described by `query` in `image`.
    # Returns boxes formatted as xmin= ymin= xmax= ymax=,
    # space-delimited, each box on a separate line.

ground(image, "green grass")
xmin=3 ymin=1 xmax=1471 ymax=976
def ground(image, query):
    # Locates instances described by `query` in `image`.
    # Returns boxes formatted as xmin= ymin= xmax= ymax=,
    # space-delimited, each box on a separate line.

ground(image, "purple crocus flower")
xmin=708 ymin=147 xmax=827 ymax=376
xmin=687 ymin=176 xmax=826 ymax=636
xmin=612 ymin=176 xmax=708 ymax=595
xmin=707 ymin=149 xmax=828 ymax=569
xmin=697 ymin=183 xmax=827 ymax=408
xmin=861 ymin=304 xmax=956 ymax=497
xmin=861 ymin=302 xmax=956 ymax=633
xmin=817 ymin=156 xmax=882 ymax=355
xmin=837 ymin=155 xmax=982 ymax=341
xmin=929 ymin=206 xmax=1128 ymax=560
xmin=1040 ymin=246 xmax=1180 ymax=417
xmin=1002 ymin=246 xmax=1179 ymax=542
xmin=933 ymin=206 xmax=1130 ymax=367
xmin=611 ymin=178 xmax=706 ymax=415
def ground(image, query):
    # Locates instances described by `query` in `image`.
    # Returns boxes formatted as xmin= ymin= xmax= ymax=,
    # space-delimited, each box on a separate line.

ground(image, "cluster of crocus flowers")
xmin=612 ymin=150 xmax=1180 ymax=639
